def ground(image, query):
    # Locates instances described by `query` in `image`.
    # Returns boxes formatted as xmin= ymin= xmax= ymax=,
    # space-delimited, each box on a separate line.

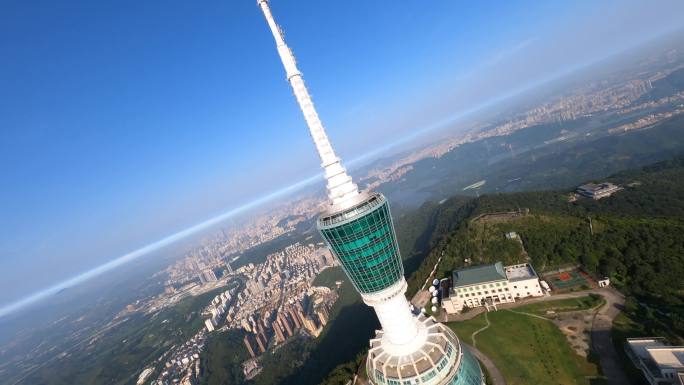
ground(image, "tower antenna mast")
xmin=257 ymin=0 xmax=358 ymax=207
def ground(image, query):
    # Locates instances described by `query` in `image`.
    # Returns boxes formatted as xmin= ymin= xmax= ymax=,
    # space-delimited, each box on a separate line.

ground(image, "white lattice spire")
xmin=258 ymin=0 xmax=359 ymax=206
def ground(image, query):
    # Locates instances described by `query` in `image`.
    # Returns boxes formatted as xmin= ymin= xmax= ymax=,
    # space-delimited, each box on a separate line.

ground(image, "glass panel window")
xmin=318 ymin=195 xmax=404 ymax=294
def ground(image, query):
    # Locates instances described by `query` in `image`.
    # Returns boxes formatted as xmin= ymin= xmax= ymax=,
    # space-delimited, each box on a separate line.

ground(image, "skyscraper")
xmin=255 ymin=332 xmax=267 ymax=353
xmin=243 ymin=335 xmax=257 ymax=358
xmin=257 ymin=1 xmax=484 ymax=384
xmin=273 ymin=321 xmax=285 ymax=343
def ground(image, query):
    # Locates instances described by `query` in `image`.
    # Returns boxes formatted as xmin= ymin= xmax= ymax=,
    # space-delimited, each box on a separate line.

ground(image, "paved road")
xmin=590 ymin=288 xmax=629 ymax=385
xmin=465 ymin=343 xmax=506 ymax=385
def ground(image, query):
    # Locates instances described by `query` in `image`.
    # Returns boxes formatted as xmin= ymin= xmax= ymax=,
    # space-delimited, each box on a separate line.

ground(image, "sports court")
xmin=544 ymin=269 xmax=595 ymax=291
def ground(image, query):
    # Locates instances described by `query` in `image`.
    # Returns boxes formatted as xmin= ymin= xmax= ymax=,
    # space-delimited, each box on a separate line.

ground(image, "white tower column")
xmin=258 ymin=0 xmax=359 ymax=207
xmin=360 ymin=280 xmax=424 ymax=350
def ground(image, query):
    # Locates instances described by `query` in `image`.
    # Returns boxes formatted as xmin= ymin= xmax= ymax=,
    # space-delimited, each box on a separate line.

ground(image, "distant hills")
xmin=377 ymin=112 xmax=684 ymax=212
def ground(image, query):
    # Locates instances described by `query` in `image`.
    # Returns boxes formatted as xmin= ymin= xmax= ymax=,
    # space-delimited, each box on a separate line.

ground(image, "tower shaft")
xmin=258 ymin=0 xmax=358 ymax=207
xmin=257 ymin=3 xmax=483 ymax=384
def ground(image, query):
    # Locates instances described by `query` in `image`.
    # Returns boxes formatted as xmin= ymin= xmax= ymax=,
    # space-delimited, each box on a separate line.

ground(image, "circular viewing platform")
xmin=366 ymin=314 xmax=484 ymax=385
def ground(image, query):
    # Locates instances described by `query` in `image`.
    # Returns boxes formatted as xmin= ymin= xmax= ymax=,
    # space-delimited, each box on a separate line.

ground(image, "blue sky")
xmin=1 ymin=0 xmax=683 ymax=315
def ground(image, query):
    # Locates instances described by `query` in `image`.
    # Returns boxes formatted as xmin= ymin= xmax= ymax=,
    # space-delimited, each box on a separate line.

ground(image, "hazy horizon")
xmin=2 ymin=0 xmax=684 ymax=317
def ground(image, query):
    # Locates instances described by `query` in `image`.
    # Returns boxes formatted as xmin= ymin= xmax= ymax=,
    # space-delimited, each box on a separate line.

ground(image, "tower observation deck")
xmin=257 ymin=1 xmax=484 ymax=384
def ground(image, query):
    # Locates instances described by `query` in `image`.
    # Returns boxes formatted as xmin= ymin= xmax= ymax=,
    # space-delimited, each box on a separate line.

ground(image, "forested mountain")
xmin=403 ymin=155 xmax=684 ymax=331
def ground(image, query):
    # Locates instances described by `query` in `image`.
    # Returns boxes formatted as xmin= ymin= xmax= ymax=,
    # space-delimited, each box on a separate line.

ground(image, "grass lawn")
xmin=516 ymin=294 xmax=605 ymax=316
xmin=448 ymin=314 xmax=488 ymax=346
xmin=449 ymin=310 xmax=602 ymax=385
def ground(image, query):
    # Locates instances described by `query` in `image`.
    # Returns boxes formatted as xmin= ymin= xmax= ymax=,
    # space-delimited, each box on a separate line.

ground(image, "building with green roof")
xmin=452 ymin=262 xmax=507 ymax=288
xmin=444 ymin=262 xmax=544 ymax=313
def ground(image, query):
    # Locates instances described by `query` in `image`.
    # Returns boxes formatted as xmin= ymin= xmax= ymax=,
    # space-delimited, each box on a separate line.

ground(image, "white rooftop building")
xmin=443 ymin=262 xmax=543 ymax=314
xmin=576 ymin=182 xmax=622 ymax=200
xmin=626 ymin=338 xmax=684 ymax=385
xmin=204 ymin=319 xmax=215 ymax=332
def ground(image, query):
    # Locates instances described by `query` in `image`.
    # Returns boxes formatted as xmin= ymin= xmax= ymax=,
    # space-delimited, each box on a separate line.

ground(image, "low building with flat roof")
xmin=576 ymin=182 xmax=622 ymax=200
xmin=626 ymin=337 xmax=684 ymax=385
xmin=443 ymin=262 xmax=543 ymax=314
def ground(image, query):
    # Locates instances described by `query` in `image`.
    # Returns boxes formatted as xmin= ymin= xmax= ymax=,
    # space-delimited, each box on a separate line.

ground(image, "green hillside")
xmin=407 ymin=156 xmax=684 ymax=334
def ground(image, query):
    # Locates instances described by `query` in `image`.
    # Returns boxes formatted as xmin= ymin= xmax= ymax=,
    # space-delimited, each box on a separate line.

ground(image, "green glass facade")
xmin=448 ymin=344 xmax=483 ymax=385
xmin=317 ymin=193 xmax=404 ymax=294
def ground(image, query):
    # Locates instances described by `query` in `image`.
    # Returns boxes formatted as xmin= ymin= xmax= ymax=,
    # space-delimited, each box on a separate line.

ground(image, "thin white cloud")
xmin=483 ymin=38 xmax=538 ymax=67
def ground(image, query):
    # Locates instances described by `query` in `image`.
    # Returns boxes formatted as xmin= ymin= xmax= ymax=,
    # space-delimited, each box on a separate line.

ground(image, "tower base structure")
xmin=367 ymin=314 xmax=484 ymax=385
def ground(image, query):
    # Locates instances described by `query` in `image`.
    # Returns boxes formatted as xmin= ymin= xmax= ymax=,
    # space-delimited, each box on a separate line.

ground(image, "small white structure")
xmin=626 ymin=337 xmax=684 ymax=385
xmin=540 ymin=280 xmax=551 ymax=292
xmin=598 ymin=278 xmax=610 ymax=288
xmin=505 ymin=232 xmax=519 ymax=240
xmin=204 ymin=319 xmax=215 ymax=332
xmin=443 ymin=262 xmax=544 ymax=314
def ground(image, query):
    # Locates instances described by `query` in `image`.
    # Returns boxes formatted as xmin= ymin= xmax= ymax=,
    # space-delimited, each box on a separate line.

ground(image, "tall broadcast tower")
xmin=257 ymin=2 xmax=484 ymax=384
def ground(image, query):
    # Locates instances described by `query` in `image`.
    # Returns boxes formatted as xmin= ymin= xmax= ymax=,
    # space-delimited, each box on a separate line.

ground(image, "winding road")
xmin=466 ymin=342 xmax=507 ymax=385
xmin=589 ymin=288 xmax=628 ymax=385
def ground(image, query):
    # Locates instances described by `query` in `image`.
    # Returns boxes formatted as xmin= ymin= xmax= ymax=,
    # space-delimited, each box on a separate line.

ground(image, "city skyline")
xmin=2 ymin=0 xmax=684 ymax=317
